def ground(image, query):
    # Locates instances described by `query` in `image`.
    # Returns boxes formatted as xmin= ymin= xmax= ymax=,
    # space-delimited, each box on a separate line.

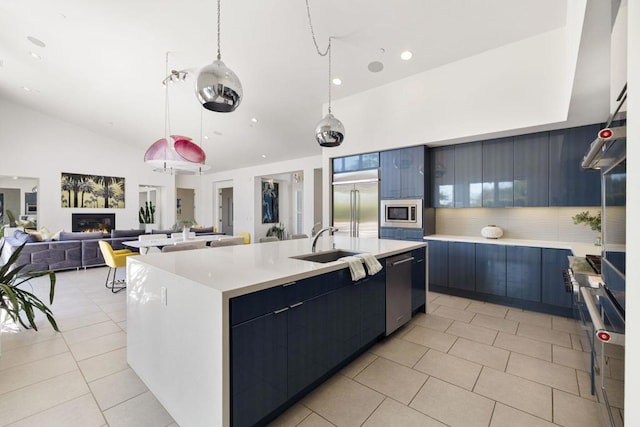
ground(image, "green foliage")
xmin=138 ymin=201 xmax=156 ymax=224
xmin=172 ymin=219 xmax=197 ymax=231
xmin=572 ymin=211 xmax=601 ymax=232
xmin=266 ymin=223 xmax=286 ymax=240
xmin=0 ymin=242 xmax=59 ymax=332
xmin=5 ymin=209 xmax=17 ymax=227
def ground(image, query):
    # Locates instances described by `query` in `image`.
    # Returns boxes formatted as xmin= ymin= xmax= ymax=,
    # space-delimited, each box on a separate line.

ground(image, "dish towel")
xmin=356 ymin=253 xmax=383 ymax=276
xmin=339 ymin=256 xmax=366 ymax=281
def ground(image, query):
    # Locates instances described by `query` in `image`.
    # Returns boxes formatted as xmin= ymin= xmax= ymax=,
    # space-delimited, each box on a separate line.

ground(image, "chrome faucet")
xmin=311 ymin=227 xmax=338 ymax=253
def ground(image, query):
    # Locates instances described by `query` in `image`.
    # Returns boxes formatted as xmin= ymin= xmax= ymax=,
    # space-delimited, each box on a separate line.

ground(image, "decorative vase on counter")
xmin=182 ymin=226 xmax=189 ymax=240
xmin=481 ymin=225 xmax=503 ymax=239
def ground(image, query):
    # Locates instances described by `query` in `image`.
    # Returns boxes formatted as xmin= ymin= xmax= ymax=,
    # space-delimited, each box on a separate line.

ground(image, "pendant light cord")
xmin=164 ymin=52 xmax=171 ymax=143
xmin=217 ymin=0 xmax=222 ymax=60
xmin=305 ymin=0 xmax=334 ymax=114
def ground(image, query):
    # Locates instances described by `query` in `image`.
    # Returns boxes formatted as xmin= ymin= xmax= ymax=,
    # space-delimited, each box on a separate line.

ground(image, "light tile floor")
xmin=0 ymin=268 xmax=609 ymax=426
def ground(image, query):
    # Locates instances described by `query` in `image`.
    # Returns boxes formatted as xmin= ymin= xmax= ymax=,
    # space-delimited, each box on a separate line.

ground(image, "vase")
xmin=594 ymin=233 xmax=602 ymax=246
xmin=481 ymin=225 xmax=503 ymax=239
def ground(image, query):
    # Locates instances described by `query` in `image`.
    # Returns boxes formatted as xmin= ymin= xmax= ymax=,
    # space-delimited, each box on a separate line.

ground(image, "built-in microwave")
xmin=380 ymin=199 xmax=423 ymax=228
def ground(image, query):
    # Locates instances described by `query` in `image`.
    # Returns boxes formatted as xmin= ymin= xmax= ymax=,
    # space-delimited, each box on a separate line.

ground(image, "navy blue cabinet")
xmin=232 ymin=310 xmax=288 ymax=427
xmin=482 ymin=137 xmax=514 ymax=207
xmin=541 ymin=248 xmax=572 ymax=308
xmin=549 ymin=124 xmax=601 ymax=206
xmin=411 ymin=247 xmax=427 ymax=312
xmin=454 ymin=143 xmax=482 ymax=207
xmin=448 ymin=242 xmax=475 ymax=291
xmin=379 ymin=227 xmax=425 ymax=241
xmin=231 ymin=264 xmax=387 ymax=426
xmin=475 ymin=244 xmax=506 ymax=296
xmin=506 ymin=246 xmax=541 ymax=301
xmin=428 ymin=240 xmax=448 ymax=288
xmin=514 ymin=132 xmax=549 ymax=207
xmin=431 ymin=146 xmax=455 ymax=207
xmin=380 ymin=146 xmax=426 ymax=199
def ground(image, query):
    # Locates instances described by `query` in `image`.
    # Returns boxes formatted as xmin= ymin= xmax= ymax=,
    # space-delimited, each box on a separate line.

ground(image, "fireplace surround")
xmin=72 ymin=213 xmax=115 ymax=234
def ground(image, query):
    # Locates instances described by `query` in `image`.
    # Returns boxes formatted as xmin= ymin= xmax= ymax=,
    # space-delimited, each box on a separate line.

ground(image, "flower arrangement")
xmin=571 ymin=211 xmax=601 ymax=232
xmin=138 ymin=201 xmax=156 ymax=224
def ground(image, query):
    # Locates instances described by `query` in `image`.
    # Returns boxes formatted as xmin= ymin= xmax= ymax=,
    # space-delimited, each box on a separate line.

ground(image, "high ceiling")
xmin=0 ymin=0 xmax=569 ymax=172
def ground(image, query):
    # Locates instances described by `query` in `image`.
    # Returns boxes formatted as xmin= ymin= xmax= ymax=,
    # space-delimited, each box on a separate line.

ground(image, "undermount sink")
xmin=290 ymin=249 xmax=362 ymax=263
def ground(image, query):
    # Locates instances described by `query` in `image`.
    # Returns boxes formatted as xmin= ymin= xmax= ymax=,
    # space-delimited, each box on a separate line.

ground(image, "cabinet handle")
xmin=417 ymin=259 xmax=424 ymax=263
xmin=290 ymin=302 xmax=304 ymax=308
xmin=273 ymin=307 xmax=289 ymax=314
xmin=281 ymin=281 xmax=296 ymax=287
xmin=391 ymin=257 xmax=415 ymax=267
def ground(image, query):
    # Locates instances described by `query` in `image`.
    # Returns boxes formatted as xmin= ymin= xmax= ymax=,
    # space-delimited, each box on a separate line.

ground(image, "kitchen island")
xmin=126 ymin=236 xmax=426 ymax=427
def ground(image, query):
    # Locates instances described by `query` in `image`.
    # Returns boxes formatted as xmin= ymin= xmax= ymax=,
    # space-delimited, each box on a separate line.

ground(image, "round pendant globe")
xmin=196 ymin=59 xmax=243 ymax=112
xmin=314 ymin=113 xmax=345 ymax=147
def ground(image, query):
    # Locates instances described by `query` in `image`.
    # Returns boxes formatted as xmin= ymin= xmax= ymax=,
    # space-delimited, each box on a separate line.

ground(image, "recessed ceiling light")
xmin=27 ymin=36 xmax=46 ymax=48
xmin=261 ymin=154 xmax=267 ymax=159
xmin=29 ymin=52 xmax=41 ymax=60
xmin=400 ymin=51 xmax=413 ymax=61
xmin=204 ymin=135 xmax=209 ymax=140
xmin=251 ymin=117 xmax=258 ymax=123
xmin=22 ymin=86 xmax=32 ymax=92
xmin=332 ymin=78 xmax=342 ymax=86
xmin=367 ymin=61 xmax=384 ymax=73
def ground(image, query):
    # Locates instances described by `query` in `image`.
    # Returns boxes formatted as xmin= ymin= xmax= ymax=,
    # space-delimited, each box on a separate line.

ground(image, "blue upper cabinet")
xmin=549 ymin=124 xmax=602 ymax=206
xmin=380 ymin=146 xmax=426 ymax=199
xmin=513 ymin=132 xmax=549 ymax=207
xmin=454 ymin=143 xmax=482 ymax=208
xmin=431 ymin=146 xmax=455 ymax=207
xmin=482 ymin=137 xmax=513 ymax=207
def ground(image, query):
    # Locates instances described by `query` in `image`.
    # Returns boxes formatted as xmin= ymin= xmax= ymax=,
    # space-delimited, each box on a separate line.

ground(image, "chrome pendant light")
xmin=196 ymin=0 xmax=242 ymax=112
xmin=306 ymin=0 xmax=345 ymax=147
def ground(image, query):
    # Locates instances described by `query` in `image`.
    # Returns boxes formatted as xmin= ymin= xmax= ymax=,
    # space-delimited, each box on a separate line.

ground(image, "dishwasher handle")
xmin=389 ymin=256 xmax=414 ymax=267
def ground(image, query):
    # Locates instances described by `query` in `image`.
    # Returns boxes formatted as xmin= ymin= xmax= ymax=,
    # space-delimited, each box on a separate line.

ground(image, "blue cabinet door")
xmin=411 ymin=247 xmax=427 ymax=311
xmin=541 ymin=248 xmax=572 ymax=308
xmin=431 ymin=146 xmax=455 ymax=207
xmin=482 ymin=137 xmax=514 ymax=207
xmin=380 ymin=227 xmax=424 ymax=241
xmin=454 ymin=143 xmax=482 ymax=207
xmin=380 ymin=146 xmax=425 ymax=199
xmin=448 ymin=242 xmax=475 ymax=291
xmin=506 ymin=246 xmax=541 ymax=302
xmin=359 ymin=271 xmax=387 ymax=346
xmin=475 ymin=243 xmax=506 ymax=296
xmin=549 ymin=124 xmax=602 ymax=206
xmin=231 ymin=310 xmax=288 ymax=427
xmin=427 ymin=240 xmax=448 ymax=288
xmin=513 ymin=132 xmax=549 ymax=207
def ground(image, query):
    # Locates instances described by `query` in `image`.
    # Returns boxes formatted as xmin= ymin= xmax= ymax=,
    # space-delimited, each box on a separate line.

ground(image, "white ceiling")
xmin=0 ymin=0 xmax=571 ymax=173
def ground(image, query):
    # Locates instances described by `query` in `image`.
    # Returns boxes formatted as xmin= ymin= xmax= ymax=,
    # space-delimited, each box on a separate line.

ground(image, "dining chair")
xmin=138 ymin=233 xmax=166 ymax=254
xmin=162 ymin=240 xmax=207 ymax=252
xmin=237 ymin=231 xmax=251 ymax=244
xmin=259 ymin=236 xmax=279 ymax=243
xmin=291 ymin=234 xmax=309 ymax=239
xmin=98 ymin=240 xmax=139 ymax=293
xmin=209 ymin=237 xmax=245 ymax=247
xmin=171 ymin=232 xmax=197 ymax=239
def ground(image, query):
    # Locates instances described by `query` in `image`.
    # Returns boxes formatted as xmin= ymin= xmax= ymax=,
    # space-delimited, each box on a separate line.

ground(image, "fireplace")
xmin=72 ymin=213 xmax=115 ymax=234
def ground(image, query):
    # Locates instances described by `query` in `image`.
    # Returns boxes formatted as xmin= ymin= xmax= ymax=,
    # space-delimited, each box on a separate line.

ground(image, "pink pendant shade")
xmin=144 ymin=135 xmax=209 ymax=173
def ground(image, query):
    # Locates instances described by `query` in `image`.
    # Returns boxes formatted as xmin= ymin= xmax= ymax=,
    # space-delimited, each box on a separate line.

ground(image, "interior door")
xmin=220 ymin=187 xmax=234 ymax=235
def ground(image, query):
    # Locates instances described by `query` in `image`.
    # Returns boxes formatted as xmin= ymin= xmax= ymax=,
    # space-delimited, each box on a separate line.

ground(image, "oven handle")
xmin=580 ymin=287 xmax=625 ymax=346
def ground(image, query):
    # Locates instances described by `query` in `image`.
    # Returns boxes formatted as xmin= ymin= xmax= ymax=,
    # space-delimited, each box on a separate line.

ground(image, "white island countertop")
xmin=424 ymin=234 xmax=600 ymax=257
xmin=128 ymin=236 xmax=425 ymax=298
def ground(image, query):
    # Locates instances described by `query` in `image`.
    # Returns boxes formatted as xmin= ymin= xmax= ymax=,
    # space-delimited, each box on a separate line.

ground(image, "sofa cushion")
xmin=59 ymin=231 xmax=105 ymax=241
xmin=111 ymin=229 xmax=146 ymax=239
xmin=13 ymin=229 xmax=39 ymax=244
xmin=152 ymin=229 xmax=174 ymax=235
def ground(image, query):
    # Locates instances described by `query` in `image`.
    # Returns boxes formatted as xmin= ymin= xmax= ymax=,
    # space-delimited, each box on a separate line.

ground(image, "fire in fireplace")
xmin=72 ymin=213 xmax=116 ymax=234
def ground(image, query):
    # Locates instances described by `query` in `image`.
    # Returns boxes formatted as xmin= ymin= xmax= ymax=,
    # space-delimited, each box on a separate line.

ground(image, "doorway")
xmin=220 ymin=187 xmax=234 ymax=235
xmin=176 ymin=188 xmax=195 ymax=224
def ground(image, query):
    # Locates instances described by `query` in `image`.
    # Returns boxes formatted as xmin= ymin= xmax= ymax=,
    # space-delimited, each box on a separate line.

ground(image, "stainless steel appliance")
xmin=380 ymin=199 xmax=423 ymax=228
xmin=385 ymin=253 xmax=413 ymax=335
xmin=332 ymin=169 xmax=379 ymax=238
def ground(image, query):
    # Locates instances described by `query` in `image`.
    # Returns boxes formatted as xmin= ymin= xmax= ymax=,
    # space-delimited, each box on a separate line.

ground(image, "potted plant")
xmin=139 ymin=201 xmax=156 ymax=232
xmin=572 ymin=210 xmax=602 ymax=245
xmin=266 ymin=223 xmax=286 ymax=240
xmin=1 ymin=242 xmax=59 ymax=355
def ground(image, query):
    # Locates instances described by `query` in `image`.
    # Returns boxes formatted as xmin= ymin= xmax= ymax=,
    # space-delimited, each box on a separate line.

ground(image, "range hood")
xmin=581 ymin=125 xmax=626 ymax=169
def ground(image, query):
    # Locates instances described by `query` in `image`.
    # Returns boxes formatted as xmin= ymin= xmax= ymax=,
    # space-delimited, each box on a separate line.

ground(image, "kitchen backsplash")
xmin=434 ymin=207 xmax=623 ymax=244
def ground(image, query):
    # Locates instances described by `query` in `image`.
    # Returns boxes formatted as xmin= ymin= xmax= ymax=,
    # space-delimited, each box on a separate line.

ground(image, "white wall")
xmin=199 ymin=156 xmax=322 ymax=240
xmin=625 ymin=0 xmax=637 ymax=422
xmin=0 ymin=99 xmax=176 ymax=232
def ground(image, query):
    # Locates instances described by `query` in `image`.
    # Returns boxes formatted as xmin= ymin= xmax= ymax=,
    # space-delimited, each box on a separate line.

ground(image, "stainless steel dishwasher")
xmin=386 ymin=253 xmax=414 ymax=335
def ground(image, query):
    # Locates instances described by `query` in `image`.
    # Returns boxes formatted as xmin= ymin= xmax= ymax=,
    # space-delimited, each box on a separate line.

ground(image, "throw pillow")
xmin=25 ymin=229 xmax=44 ymax=241
xmin=13 ymin=229 xmax=39 ymax=244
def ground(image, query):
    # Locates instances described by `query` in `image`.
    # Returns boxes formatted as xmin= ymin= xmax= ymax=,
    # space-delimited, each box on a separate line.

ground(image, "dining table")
xmin=122 ymin=234 xmax=233 ymax=253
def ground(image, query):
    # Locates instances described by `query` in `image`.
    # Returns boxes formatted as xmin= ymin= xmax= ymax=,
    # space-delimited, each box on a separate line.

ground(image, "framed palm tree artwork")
xmin=61 ymin=172 xmax=125 ymax=208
